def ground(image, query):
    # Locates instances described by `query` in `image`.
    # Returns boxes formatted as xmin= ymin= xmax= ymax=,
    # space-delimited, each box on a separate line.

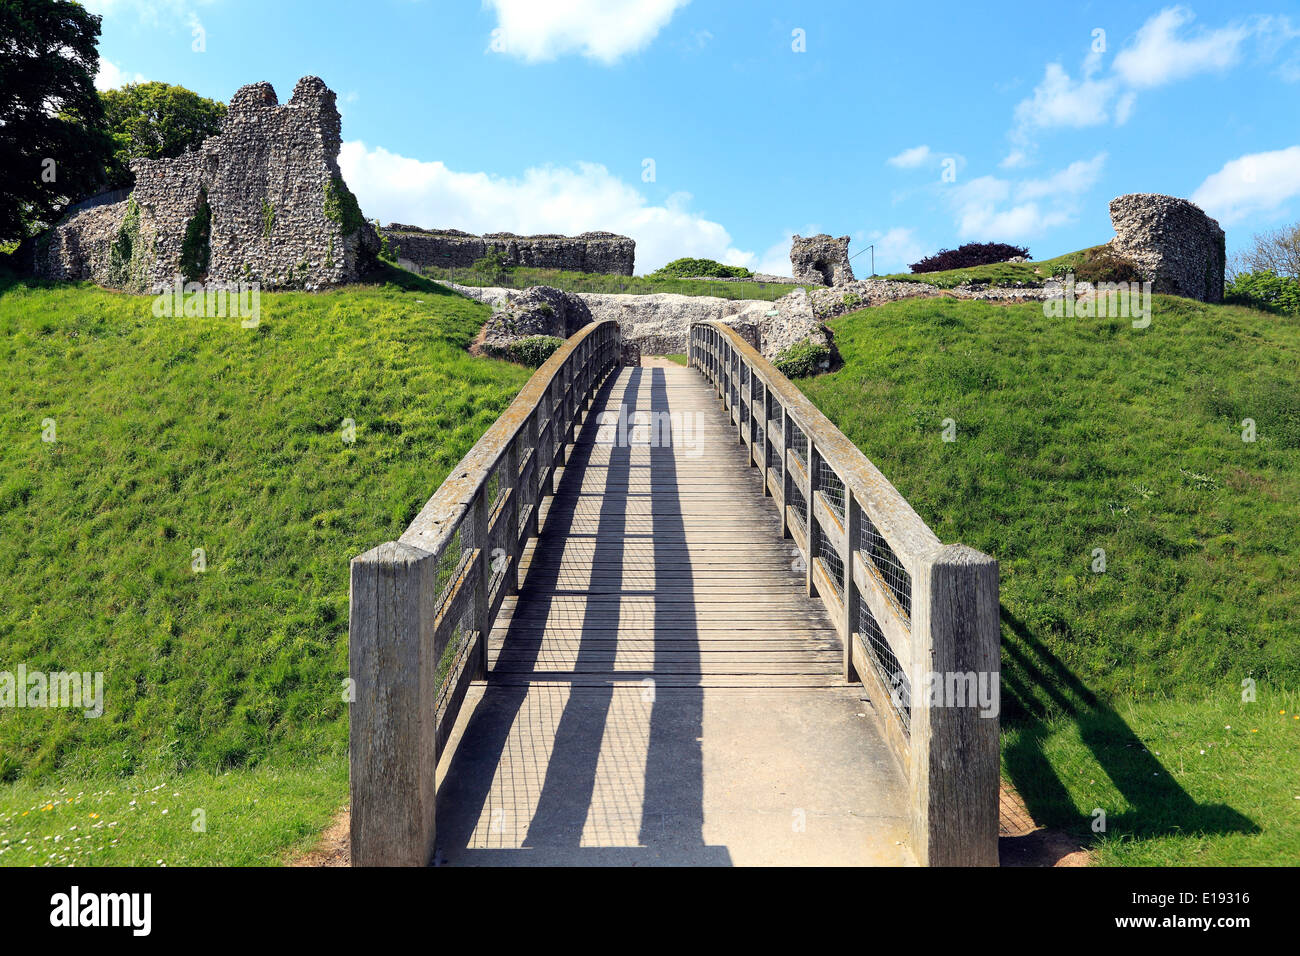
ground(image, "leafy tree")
xmin=1229 ymin=223 xmax=1300 ymax=281
xmin=910 ymin=242 xmax=1029 ymax=274
xmin=1225 ymin=269 xmax=1300 ymax=316
xmin=0 ymin=0 xmax=113 ymax=242
xmin=100 ymin=81 xmax=227 ymax=189
xmin=650 ymin=257 xmax=752 ymax=280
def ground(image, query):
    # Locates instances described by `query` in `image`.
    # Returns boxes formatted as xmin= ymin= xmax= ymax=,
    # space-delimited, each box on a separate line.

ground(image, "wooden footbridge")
xmin=349 ymin=320 xmax=1000 ymax=867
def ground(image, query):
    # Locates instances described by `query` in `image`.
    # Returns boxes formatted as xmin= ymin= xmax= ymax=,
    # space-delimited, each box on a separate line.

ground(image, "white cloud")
xmin=1005 ymin=7 xmax=1299 ymax=159
xmin=82 ymin=0 xmax=213 ymax=25
xmin=95 ymin=58 xmax=146 ymax=91
xmin=1114 ymin=90 xmax=1137 ymax=124
xmin=1017 ymin=153 xmax=1107 ymax=201
xmin=1012 ymin=62 xmax=1118 ymax=134
xmin=752 ymin=233 xmax=799 ymax=277
xmin=1191 ymin=146 xmax=1300 ymax=224
xmin=485 ymin=0 xmax=690 ymax=64
xmin=887 ymin=145 xmax=933 ymax=168
xmin=858 ymin=227 xmax=926 ymax=274
xmin=338 ymin=141 xmax=753 ymax=275
xmin=945 ymin=155 xmax=1106 ymax=242
xmin=1112 ymin=6 xmax=1252 ymax=88
xmin=999 ymin=150 xmax=1030 ymax=170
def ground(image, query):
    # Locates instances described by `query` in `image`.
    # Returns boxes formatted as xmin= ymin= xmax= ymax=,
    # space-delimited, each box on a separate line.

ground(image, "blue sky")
xmin=88 ymin=0 xmax=1300 ymax=274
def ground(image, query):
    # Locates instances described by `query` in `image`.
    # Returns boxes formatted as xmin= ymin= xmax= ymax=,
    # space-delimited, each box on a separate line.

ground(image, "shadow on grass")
xmin=1000 ymin=606 xmax=1258 ymax=848
xmin=361 ymin=261 xmax=461 ymax=297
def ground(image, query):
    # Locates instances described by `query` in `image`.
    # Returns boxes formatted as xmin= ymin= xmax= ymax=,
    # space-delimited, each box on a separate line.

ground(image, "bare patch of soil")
xmin=999 ymin=782 xmax=1092 ymax=867
xmin=289 ymin=808 xmax=350 ymax=867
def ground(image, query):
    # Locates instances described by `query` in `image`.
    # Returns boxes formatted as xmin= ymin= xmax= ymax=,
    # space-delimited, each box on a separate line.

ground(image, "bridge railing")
xmin=348 ymin=319 xmax=622 ymax=866
xmin=690 ymin=321 xmax=1001 ymax=866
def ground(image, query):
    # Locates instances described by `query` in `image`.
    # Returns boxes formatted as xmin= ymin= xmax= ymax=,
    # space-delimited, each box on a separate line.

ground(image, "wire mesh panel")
xmin=859 ymin=512 xmax=912 ymax=620
xmin=816 ymin=455 xmax=846 ymax=519
xmin=787 ymin=472 xmax=808 ymax=526
xmin=788 ymin=422 xmax=809 ymax=467
xmin=517 ymin=450 xmax=534 ymax=539
xmin=859 ymin=600 xmax=911 ymax=732
xmin=766 ymin=426 xmax=782 ymax=471
xmin=817 ymin=529 xmax=844 ymax=598
xmin=432 ymin=525 xmax=464 ymax=615
xmin=435 ymin=575 xmax=479 ymax=699
xmin=485 ymin=465 xmax=501 ymax=516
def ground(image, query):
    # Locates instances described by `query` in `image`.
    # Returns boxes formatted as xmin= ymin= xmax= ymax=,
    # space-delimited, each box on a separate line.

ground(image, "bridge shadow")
xmin=433 ymin=366 xmax=731 ymax=865
xmin=999 ymin=606 xmax=1257 ymax=855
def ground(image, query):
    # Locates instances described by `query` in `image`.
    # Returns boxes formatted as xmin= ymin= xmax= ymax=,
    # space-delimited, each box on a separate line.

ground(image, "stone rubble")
xmin=450 ymin=283 xmax=830 ymax=362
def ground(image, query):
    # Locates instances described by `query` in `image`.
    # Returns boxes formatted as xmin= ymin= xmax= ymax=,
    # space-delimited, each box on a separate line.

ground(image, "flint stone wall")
xmin=1108 ymin=193 xmax=1225 ymax=303
xmin=791 ymin=234 xmax=854 ymax=286
xmin=385 ymin=225 xmax=635 ymax=276
xmin=453 ymin=283 xmax=829 ymax=362
xmin=31 ymin=76 xmax=377 ymax=292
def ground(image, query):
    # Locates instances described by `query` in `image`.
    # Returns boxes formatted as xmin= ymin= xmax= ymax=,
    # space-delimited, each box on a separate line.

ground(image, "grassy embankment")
xmin=878 ymin=246 xmax=1108 ymax=289
xmin=0 ymin=265 xmax=531 ymax=865
xmin=796 ymin=292 xmax=1299 ymax=864
xmin=419 ymin=263 xmax=804 ymax=301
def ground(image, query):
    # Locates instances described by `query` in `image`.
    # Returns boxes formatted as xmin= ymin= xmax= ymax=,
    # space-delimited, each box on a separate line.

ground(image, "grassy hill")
xmin=877 ymin=246 xmax=1107 ymax=289
xmin=800 ymin=294 xmax=1299 ymax=864
xmin=0 ymin=266 xmax=531 ymax=864
xmin=419 ymin=263 xmax=804 ymax=301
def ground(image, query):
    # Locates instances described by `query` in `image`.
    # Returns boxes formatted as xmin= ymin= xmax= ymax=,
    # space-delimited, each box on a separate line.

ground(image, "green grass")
xmin=1007 ymin=688 xmax=1300 ymax=865
xmin=0 ymin=265 xmax=530 ymax=800
xmin=799 ymin=294 xmax=1300 ymax=864
xmin=879 ymin=245 xmax=1106 ymax=289
xmin=420 ymin=264 xmax=803 ymax=301
xmin=0 ymin=757 xmax=346 ymax=866
xmin=661 ymin=353 xmax=689 ymax=366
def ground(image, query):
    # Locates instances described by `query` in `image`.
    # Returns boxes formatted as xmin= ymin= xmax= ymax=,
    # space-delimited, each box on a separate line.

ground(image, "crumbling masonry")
xmin=790 ymin=234 xmax=854 ymax=286
xmin=384 ymin=225 xmax=635 ymax=276
xmin=1108 ymin=194 xmax=1225 ymax=303
xmin=30 ymin=76 xmax=377 ymax=291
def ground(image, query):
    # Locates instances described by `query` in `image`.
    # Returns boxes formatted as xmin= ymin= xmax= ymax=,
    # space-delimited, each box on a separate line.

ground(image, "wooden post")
xmin=734 ymin=352 xmax=743 ymax=445
xmin=527 ymin=411 xmax=541 ymax=539
xmin=804 ymin=443 xmax=816 ymax=597
xmin=843 ymin=492 xmax=860 ymax=683
xmin=780 ymin=405 xmax=791 ymax=540
xmin=746 ymin=364 xmax=756 ymax=467
xmin=503 ymin=441 xmax=520 ymax=596
xmin=349 ymin=541 xmax=438 ymax=867
xmin=471 ymin=485 xmax=490 ymax=679
xmin=909 ymin=543 xmax=1001 ymax=867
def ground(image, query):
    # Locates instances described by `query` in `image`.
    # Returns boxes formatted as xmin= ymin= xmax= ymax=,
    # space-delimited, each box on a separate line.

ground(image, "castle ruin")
xmin=790 ymin=234 xmax=854 ymax=286
xmin=1108 ymin=194 xmax=1225 ymax=303
xmin=384 ymin=225 xmax=635 ymax=276
xmin=30 ymin=76 xmax=377 ymax=291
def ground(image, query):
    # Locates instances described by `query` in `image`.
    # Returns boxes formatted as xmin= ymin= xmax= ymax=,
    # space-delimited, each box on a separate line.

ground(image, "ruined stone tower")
xmin=31 ymin=76 xmax=377 ymax=291
xmin=790 ymin=234 xmax=854 ymax=286
xmin=1107 ymin=194 xmax=1225 ymax=303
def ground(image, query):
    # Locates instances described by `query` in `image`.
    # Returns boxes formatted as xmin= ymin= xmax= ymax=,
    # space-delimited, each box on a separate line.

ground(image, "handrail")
xmin=348 ymin=319 xmax=622 ymax=866
xmin=689 ymin=320 xmax=1000 ymax=866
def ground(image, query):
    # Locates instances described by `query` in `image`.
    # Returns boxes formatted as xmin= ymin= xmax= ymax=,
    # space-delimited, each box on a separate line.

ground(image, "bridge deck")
xmin=434 ymin=364 xmax=914 ymax=865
